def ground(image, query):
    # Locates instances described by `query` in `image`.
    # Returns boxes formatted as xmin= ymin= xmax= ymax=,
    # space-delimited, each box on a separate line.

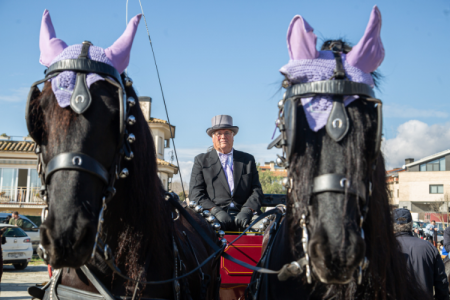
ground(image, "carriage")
xmin=207 ymin=194 xmax=287 ymax=300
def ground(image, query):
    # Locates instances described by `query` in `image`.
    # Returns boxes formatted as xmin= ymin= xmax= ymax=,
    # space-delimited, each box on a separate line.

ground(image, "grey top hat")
xmin=206 ymin=115 xmax=239 ymax=137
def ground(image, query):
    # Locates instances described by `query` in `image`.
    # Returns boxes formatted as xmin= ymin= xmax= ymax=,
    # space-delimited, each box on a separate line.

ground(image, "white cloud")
xmin=167 ymin=143 xmax=282 ymax=187
xmin=383 ymin=120 xmax=450 ymax=169
xmin=385 ymin=104 xmax=448 ymax=119
xmin=0 ymin=87 xmax=29 ymax=102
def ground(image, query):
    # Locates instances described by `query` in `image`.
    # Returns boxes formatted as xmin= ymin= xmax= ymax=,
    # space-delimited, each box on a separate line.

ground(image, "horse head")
xmin=26 ymin=10 xmax=145 ymax=268
xmin=278 ymin=6 xmax=384 ymax=285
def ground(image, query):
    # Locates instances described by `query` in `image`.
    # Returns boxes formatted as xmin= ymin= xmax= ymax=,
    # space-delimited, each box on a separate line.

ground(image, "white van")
xmin=1 ymin=224 xmax=33 ymax=269
xmin=0 ymin=213 xmax=40 ymax=252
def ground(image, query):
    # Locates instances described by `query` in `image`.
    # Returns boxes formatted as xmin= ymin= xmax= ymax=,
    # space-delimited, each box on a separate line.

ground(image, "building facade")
xmin=139 ymin=97 xmax=178 ymax=190
xmin=0 ymin=137 xmax=45 ymax=216
xmin=398 ymin=150 xmax=450 ymax=213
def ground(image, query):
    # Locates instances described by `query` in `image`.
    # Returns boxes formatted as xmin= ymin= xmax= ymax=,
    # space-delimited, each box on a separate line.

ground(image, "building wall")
xmin=150 ymin=128 xmax=165 ymax=161
xmin=399 ymin=171 xmax=450 ymax=207
xmin=387 ymin=180 xmax=400 ymax=205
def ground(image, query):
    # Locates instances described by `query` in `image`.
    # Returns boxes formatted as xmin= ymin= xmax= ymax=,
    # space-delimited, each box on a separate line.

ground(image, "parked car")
xmin=1 ymin=224 xmax=33 ymax=269
xmin=0 ymin=213 xmax=40 ymax=252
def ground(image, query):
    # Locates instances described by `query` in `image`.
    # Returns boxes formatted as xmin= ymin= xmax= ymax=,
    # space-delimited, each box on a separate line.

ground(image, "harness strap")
xmin=312 ymin=173 xmax=366 ymax=203
xmin=46 ymin=152 xmax=109 ymax=185
xmin=80 ymin=265 xmax=116 ymax=300
xmin=165 ymin=195 xmax=283 ymax=275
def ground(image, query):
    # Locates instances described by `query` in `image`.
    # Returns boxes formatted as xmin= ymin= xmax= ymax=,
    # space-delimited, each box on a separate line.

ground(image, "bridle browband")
xmin=26 ymin=41 xmax=138 ymax=271
xmin=268 ymin=41 xmax=382 ymax=284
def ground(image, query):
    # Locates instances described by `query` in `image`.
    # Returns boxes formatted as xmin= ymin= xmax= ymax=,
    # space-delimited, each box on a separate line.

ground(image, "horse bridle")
xmin=269 ymin=42 xmax=382 ymax=284
xmin=25 ymin=41 xmax=137 ymax=268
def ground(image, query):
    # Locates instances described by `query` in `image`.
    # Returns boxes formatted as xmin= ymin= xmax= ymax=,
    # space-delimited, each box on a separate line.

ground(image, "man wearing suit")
xmin=189 ymin=115 xmax=264 ymax=231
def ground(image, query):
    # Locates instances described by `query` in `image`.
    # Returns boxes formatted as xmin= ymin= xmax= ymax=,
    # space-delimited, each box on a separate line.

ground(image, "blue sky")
xmin=1 ymin=0 xmax=450 ymax=182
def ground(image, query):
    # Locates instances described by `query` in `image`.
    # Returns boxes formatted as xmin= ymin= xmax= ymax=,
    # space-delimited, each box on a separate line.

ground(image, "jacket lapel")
xmin=233 ymin=150 xmax=243 ymax=196
xmin=209 ymin=150 xmax=231 ymax=195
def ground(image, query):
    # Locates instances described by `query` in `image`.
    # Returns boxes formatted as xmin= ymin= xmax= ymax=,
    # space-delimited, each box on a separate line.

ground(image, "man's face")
xmin=13 ymin=213 xmax=18 ymax=219
xmin=432 ymin=221 xmax=436 ymax=225
xmin=212 ymin=129 xmax=234 ymax=154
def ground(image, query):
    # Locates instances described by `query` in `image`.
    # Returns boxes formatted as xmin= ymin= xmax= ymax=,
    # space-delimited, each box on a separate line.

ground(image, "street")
xmin=0 ymin=264 xmax=49 ymax=300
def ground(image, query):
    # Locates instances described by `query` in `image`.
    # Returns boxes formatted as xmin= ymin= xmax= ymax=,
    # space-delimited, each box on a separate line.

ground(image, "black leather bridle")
xmin=25 ymin=41 xmax=137 ymax=264
xmin=268 ymin=41 xmax=382 ymax=284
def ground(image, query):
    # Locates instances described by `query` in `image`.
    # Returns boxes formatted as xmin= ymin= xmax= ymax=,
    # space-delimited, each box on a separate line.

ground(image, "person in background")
xmin=393 ymin=208 xmax=448 ymax=299
xmin=9 ymin=211 xmax=23 ymax=229
xmin=425 ymin=220 xmax=438 ymax=246
xmin=189 ymin=115 xmax=264 ymax=231
xmin=3 ymin=215 xmax=11 ymax=224
xmin=0 ymin=226 xmax=7 ymax=283
xmin=413 ymin=227 xmax=420 ymax=238
xmin=443 ymin=224 xmax=450 ymax=263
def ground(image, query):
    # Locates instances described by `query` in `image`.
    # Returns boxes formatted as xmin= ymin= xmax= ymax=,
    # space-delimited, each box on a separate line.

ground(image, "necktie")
xmin=219 ymin=153 xmax=234 ymax=195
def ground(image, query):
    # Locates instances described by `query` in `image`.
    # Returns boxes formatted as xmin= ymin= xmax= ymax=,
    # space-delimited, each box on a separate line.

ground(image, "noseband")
xmin=269 ymin=42 xmax=382 ymax=284
xmin=25 ymin=41 xmax=137 ymax=265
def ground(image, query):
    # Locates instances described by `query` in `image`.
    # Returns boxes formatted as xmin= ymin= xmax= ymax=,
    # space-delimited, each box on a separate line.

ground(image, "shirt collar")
xmin=217 ymin=148 xmax=234 ymax=157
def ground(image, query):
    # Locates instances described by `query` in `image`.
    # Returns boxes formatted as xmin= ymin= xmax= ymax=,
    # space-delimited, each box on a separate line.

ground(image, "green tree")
xmin=258 ymin=167 xmax=286 ymax=194
xmin=178 ymin=191 xmax=187 ymax=202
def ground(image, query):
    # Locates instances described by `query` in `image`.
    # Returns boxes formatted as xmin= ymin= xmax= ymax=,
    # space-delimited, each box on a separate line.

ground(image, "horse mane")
xmin=33 ymin=76 xmax=174 ymax=294
xmin=285 ymin=40 xmax=429 ymax=300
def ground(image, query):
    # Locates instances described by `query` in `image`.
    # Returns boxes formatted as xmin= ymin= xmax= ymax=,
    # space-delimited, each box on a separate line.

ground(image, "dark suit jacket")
xmin=189 ymin=149 xmax=263 ymax=212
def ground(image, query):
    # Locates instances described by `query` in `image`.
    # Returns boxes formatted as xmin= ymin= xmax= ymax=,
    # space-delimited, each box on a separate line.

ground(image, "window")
xmin=158 ymin=136 xmax=163 ymax=155
xmin=430 ymin=184 xmax=444 ymax=194
xmin=22 ymin=219 xmax=35 ymax=230
xmin=397 ymin=189 xmax=399 ymax=197
xmin=420 ymin=158 xmax=446 ymax=172
xmin=2 ymin=227 xmax=27 ymax=238
xmin=165 ymin=139 xmax=170 ymax=148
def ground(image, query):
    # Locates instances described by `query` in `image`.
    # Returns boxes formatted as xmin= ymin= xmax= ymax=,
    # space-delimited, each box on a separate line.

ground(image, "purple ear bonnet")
xmin=39 ymin=10 xmax=141 ymax=108
xmin=50 ymin=46 xmax=113 ymax=108
xmin=280 ymin=6 xmax=384 ymax=132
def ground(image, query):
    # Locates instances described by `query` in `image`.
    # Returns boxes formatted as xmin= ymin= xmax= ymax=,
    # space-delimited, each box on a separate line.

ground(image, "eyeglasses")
xmin=214 ymin=132 xmax=233 ymax=137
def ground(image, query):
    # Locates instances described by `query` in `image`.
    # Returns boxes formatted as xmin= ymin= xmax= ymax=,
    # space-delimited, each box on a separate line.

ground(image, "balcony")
xmin=0 ymin=187 xmax=46 ymax=205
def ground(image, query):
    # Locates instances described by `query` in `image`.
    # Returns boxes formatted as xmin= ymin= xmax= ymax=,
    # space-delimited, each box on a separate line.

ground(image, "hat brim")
xmin=206 ymin=125 xmax=239 ymax=137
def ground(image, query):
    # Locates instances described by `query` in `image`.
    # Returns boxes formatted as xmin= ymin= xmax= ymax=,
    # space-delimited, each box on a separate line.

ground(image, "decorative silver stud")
xmin=124 ymin=77 xmax=134 ymax=87
xmin=127 ymin=115 xmax=136 ymax=125
xmin=282 ymin=79 xmax=291 ymax=88
xmin=213 ymin=222 xmax=221 ymax=230
xmin=125 ymin=151 xmax=134 ymax=161
xmin=221 ymin=238 xmax=227 ymax=245
xmin=276 ymin=157 xmax=284 ymax=167
xmin=278 ymin=99 xmax=285 ymax=109
xmin=202 ymin=210 xmax=211 ymax=217
xmin=119 ymin=168 xmax=129 ymax=178
xmin=206 ymin=215 xmax=216 ymax=223
xmin=217 ymin=230 xmax=225 ymax=237
xmin=188 ymin=201 xmax=197 ymax=208
xmin=258 ymin=224 xmax=265 ymax=232
xmin=194 ymin=205 xmax=203 ymax=213
xmin=282 ymin=177 xmax=290 ymax=188
xmin=127 ymin=133 xmax=136 ymax=143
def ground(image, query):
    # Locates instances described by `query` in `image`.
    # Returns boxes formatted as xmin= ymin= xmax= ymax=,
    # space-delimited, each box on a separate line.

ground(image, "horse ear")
xmin=286 ymin=15 xmax=319 ymax=60
xmin=346 ymin=6 xmax=384 ymax=73
xmin=26 ymin=87 xmax=44 ymax=145
xmin=39 ymin=9 xmax=68 ymax=67
xmin=105 ymin=14 xmax=142 ymax=74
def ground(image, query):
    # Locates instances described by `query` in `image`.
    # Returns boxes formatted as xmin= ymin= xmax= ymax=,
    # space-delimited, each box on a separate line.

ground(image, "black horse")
xmin=248 ymin=7 xmax=431 ymax=300
xmin=26 ymin=10 xmax=219 ymax=300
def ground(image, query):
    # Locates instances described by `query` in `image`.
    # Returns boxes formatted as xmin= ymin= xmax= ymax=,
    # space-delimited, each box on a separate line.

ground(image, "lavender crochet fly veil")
xmin=38 ymin=9 xmax=142 ymax=108
xmin=279 ymin=6 xmax=384 ymax=132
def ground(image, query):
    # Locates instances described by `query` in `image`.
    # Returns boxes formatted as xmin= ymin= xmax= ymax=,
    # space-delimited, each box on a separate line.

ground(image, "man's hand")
xmin=211 ymin=207 xmax=233 ymax=231
xmin=235 ymin=207 xmax=253 ymax=229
